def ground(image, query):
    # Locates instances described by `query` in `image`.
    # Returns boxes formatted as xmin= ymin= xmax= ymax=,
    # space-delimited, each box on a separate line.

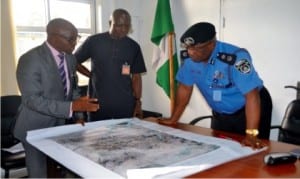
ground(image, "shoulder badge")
xmin=217 ymin=52 xmax=236 ymax=65
xmin=235 ymin=59 xmax=251 ymax=74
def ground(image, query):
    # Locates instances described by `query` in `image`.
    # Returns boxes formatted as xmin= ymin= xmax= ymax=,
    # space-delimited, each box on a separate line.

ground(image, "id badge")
xmin=122 ymin=62 xmax=130 ymax=75
xmin=213 ymin=90 xmax=222 ymax=101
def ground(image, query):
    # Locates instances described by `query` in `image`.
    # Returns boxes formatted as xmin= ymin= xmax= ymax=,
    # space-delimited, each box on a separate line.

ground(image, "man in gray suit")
xmin=14 ymin=18 xmax=99 ymax=178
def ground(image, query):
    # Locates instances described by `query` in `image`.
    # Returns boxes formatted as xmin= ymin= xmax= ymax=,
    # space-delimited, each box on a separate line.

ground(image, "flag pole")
xmin=168 ymin=32 xmax=175 ymax=114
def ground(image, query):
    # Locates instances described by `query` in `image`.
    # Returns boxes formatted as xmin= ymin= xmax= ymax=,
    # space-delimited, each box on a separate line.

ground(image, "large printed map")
xmin=27 ymin=118 xmax=265 ymax=178
xmin=51 ymin=121 xmax=220 ymax=177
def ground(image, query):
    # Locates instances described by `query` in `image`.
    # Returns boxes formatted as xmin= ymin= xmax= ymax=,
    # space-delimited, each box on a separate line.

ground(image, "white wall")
xmin=99 ymin=0 xmax=300 ymax=140
xmin=221 ymin=0 xmax=300 ymax=139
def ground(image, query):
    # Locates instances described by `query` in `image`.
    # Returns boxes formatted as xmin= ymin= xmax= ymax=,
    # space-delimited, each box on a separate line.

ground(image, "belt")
xmin=212 ymin=106 xmax=245 ymax=119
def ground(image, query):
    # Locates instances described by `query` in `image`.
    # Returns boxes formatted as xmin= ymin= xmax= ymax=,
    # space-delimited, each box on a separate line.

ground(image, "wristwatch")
xmin=246 ymin=129 xmax=259 ymax=136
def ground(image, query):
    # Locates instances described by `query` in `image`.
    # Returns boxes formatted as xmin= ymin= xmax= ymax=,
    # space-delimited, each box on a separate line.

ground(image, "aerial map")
xmin=51 ymin=121 xmax=220 ymax=177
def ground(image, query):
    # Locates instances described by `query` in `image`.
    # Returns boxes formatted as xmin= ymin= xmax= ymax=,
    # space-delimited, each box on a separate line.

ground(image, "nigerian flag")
xmin=151 ymin=0 xmax=179 ymax=98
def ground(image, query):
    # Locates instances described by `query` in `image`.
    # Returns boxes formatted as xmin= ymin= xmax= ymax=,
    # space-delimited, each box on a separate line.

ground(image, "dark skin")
xmin=47 ymin=19 xmax=100 ymax=125
xmin=77 ymin=9 xmax=143 ymax=118
xmin=159 ymin=37 xmax=265 ymax=149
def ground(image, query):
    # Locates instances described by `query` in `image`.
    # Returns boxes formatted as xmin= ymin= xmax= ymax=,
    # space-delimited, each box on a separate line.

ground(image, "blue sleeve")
xmin=176 ymin=59 xmax=194 ymax=86
xmin=232 ymin=49 xmax=263 ymax=94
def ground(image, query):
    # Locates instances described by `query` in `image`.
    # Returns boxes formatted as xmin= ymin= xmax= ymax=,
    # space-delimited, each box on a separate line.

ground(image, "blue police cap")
xmin=180 ymin=22 xmax=216 ymax=48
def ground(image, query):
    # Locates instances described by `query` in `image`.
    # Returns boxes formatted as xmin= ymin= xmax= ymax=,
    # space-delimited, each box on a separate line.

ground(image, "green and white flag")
xmin=151 ymin=0 xmax=179 ymax=98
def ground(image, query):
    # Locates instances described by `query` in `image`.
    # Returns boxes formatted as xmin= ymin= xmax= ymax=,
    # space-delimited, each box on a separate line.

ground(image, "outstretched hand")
xmin=72 ymin=96 xmax=99 ymax=112
xmin=157 ymin=118 xmax=178 ymax=126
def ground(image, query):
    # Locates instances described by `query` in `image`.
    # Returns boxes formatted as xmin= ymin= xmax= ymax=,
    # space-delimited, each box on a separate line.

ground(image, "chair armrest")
xmin=189 ymin=115 xmax=213 ymax=125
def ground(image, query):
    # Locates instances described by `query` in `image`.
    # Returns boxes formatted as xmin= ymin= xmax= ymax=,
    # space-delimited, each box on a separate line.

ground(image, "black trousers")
xmin=211 ymin=86 xmax=272 ymax=139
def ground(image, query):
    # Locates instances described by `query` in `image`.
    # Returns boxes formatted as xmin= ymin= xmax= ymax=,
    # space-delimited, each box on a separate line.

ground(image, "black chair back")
xmin=278 ymin=99 xmax=300 ymax=145
xmin=1 ymin=95 xmax=22 ymax=148
xmin=1 ymin=95 xmax=27 ymax=178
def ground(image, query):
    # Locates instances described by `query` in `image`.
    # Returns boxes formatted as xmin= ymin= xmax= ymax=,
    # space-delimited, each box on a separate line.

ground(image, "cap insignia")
xmin=184 ymin=37 xmax=195 ymax=47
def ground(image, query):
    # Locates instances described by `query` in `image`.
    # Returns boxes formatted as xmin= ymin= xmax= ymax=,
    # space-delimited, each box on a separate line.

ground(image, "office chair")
xmin=270 ymin=84 xmax=300 ymax=145
xmin=189 ymin=86 xmax=273 ymax=139
xmin=1 ymin=95 xmax=27 ymax=178
xmin=271 ymin=99 xmax=300 ymax=145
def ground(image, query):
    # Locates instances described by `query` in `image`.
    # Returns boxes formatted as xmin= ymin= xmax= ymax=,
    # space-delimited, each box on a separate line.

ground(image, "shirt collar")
xmin=208 ymin=41 xmax=220 ymax=64
xmin=46 ymin=41 xmax=64 ymax=57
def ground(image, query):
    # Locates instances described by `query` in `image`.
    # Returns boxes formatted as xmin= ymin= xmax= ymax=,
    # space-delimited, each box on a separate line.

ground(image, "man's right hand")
xmin=158 ymin=117 xmax=178 ymax=126
xmin=72 ymin=96 xmax=99 ymax=112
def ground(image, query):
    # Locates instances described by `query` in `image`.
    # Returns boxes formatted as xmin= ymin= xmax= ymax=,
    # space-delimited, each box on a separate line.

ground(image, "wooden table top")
xmin=145 ymin=118 xmax=300 ymax=178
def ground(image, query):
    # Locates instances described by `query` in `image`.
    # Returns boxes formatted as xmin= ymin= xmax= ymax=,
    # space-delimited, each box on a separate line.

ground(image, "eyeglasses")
xmin=52 ymin=33 xmax=81 ymax=44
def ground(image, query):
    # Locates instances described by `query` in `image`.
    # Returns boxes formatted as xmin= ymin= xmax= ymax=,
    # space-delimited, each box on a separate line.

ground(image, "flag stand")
xmin=168 ymin=32 xmax=175 ymax=114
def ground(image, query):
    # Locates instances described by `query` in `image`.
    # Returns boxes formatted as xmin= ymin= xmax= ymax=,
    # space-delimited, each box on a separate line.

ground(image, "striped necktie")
xmin=58 ymin=53 xmax=67 ymax=96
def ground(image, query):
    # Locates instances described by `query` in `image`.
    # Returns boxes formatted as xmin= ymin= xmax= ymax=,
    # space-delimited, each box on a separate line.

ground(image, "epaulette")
xmin=180 ymin=50 xmax=189 ymax=60
xmin=217 ymin=52 xmax=236 ymax=65
xmin=233 ymin=48 xmax=249 ymax=54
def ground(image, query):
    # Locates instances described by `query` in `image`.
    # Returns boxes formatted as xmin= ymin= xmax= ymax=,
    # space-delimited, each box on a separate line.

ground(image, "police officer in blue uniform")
xmin=159 ymin=22 xmax=272 ymax=149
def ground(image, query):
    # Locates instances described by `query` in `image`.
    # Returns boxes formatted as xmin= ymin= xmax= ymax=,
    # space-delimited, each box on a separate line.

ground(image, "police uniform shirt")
xmin=176 ymin=41 xmax=263 ymax=114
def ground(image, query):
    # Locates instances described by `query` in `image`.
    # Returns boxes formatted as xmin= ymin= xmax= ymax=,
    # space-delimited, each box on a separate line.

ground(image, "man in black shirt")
xmin=75 ymin=9 xmax=146 ymax=121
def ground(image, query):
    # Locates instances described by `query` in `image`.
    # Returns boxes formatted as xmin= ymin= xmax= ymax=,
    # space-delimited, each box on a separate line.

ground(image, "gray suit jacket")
xmin=14 ymin=42 xmax=81 ymax=142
